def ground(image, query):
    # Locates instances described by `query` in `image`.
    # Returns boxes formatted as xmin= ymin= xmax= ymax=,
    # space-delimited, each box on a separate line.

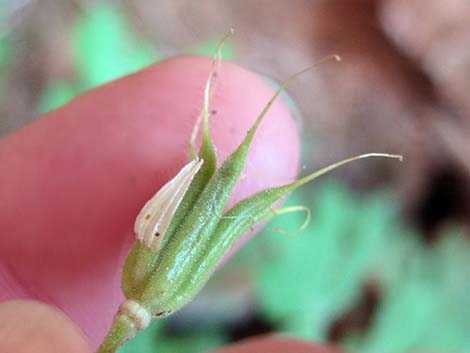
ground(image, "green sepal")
xmin=122 ymin=241 xmax=154 ymax=298
xmin=137 ymin=55 xmax=351 ymax=311
xmin=155 ymin=154 xmax=402 ymax=312
xmin=140 ymin=137 xmax=252 ymax=310
xmin=120 ymin=39 xmax=223 ymax=299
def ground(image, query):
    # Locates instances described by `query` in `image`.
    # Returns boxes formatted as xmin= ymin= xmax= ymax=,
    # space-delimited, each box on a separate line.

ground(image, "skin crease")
xmin=0 ymin=56 xmax=338 ymax=352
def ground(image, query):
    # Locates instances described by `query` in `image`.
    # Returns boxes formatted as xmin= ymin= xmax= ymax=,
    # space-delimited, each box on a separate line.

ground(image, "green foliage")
xmin=38 ymin=4 xmax=160 ymax=113
xmin=240 ymin=179 xmax=470 ymax=352
xmin=36 ymin=5 xmax=239 ymax=115
xmin=0 ymin=3 xmax=6 ymax=36
xmin=72 ymin=5 xmax=158 ymax=90
xmin=0 ymin=35 xmax=10 ymax=96
xmin=0 ymin=36 xmax=9 ymax=69
xmin=252 ymin=181 xmax=396 ymax=340
xmin=349 ymin=226 xmax=470 ymax=353
xmin=37 ymin=81 xmax=78 ymax=114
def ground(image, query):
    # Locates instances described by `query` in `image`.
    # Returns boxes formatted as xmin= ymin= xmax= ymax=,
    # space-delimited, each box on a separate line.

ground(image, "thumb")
xmin=0 ymin=300 xmax=91 ymax=353
xmin=0 ymin=56 xmax=300 ymax=348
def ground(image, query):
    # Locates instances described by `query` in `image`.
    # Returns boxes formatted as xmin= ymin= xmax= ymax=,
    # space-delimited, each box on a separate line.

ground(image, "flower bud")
xmin=96 ymin=40 xmax=401 ymax=353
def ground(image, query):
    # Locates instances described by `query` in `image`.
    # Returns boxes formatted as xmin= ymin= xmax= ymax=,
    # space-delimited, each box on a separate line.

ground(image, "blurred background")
xmin=1 ymin=1 xmax=470 ymax=352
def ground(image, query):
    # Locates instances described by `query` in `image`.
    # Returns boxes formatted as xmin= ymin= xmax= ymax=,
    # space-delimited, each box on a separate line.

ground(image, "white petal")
xmin=135 ymin=158 xmax=204 ymax=252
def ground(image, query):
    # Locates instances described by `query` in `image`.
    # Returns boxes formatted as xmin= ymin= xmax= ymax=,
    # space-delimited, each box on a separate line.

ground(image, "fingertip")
xmin=0 ymin=300 xmax=91 ymax=353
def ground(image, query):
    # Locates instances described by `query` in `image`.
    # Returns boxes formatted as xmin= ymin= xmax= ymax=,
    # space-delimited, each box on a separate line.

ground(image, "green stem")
xmin=96 ymin=313 xmax=138 ymax=353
